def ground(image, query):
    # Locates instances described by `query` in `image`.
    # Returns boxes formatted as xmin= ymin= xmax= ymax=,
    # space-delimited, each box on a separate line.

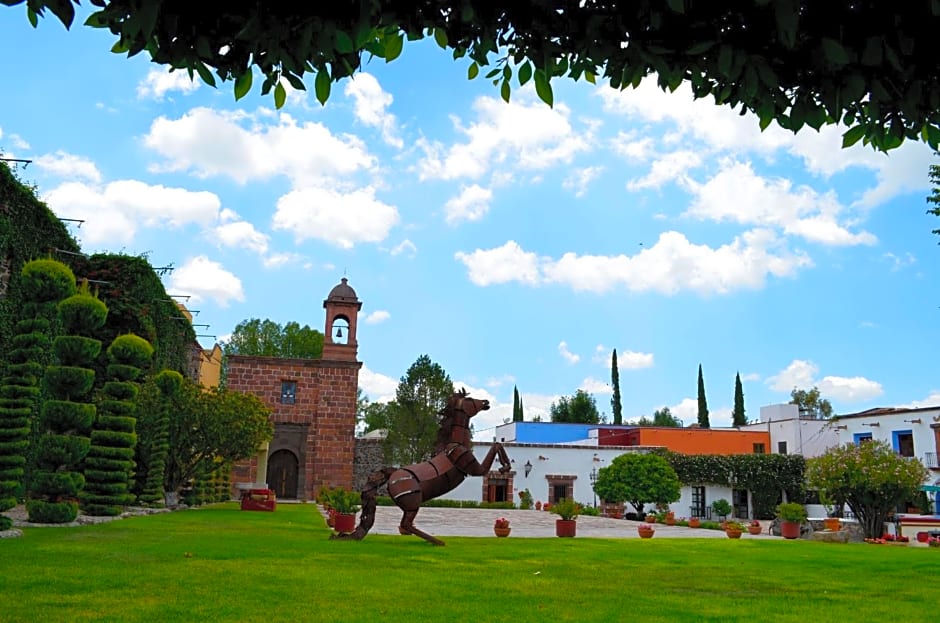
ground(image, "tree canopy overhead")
xmin=8 ymin=1 xmax=940 ymax=152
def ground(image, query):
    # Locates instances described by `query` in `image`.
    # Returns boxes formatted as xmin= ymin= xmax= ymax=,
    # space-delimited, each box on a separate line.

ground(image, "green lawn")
xmin=0 ymin=504 xmax=934 ymax=622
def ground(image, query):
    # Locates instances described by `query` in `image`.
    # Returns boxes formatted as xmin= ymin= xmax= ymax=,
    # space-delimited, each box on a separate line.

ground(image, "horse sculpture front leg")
xmin=462 ymin=442 xmax=511 ymax=477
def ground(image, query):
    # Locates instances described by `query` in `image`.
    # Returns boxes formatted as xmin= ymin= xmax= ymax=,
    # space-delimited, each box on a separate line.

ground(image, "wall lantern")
xmin=524 ymin=460 xmax=532 ymax=478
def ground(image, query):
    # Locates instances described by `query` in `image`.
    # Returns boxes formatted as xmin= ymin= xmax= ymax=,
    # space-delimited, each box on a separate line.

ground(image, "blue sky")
xmin=2 ymin=9 xmax=940 ymax=438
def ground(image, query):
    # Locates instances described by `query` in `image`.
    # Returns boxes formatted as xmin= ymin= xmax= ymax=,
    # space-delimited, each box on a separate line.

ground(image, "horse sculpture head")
xmin=448 ymin=387 xmax=490 ymax=418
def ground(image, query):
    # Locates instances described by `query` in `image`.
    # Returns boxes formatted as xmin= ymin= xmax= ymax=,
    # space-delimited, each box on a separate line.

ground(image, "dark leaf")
xmin=841 ymin=124 xmax=866 ymax=148
xmin=518 ymin=61 xmax=532 ymax=86
xmin=234 ymin=71 xmax=252 ymax=101
xmin=467 ymin=62 xmax=479 ymax=80
xmin=274 ymin=81 xmax=286 ymax=109
xmin=385 ymin=33 xmax=403 ymax=62
xmin=315 ymin=68 xmax=331 ymax=105
xmin=534 ymin=69 xmax=553 ymax=107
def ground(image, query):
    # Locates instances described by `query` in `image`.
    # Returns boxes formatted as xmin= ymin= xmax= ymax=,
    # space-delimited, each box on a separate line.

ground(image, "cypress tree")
xmin=696 ymin=364 xmax=710 ymax=429
xmin=519 ymin=396 xmax=524 ymax=421
xmin=732 ymin=372 xmax=747 ymax=426
xmin=82 ymin=334 xmax=153 ymax=516
xmin=611 ymin=349 xmax=622 ymax=425
xmin=512 ymin=385 xmax=522 ymax=422
xmin=29 ymin=277 xmax=107 ymax=523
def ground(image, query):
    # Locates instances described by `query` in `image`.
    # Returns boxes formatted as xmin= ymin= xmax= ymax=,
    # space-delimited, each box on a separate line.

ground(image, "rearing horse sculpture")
xmin=335 ymin=388 xmax=511 ymax=545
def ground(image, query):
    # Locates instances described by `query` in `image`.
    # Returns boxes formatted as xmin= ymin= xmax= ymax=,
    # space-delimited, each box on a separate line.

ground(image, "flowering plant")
xmin=748 ymin=520 xmax=761 ymax=528
xmin=724 ymin=521 xmax=747 ymax=532
xmin=928 ymin=537 xmax=940 ymax=548
xmin=494 ymin=517 xmax=510 ymax=529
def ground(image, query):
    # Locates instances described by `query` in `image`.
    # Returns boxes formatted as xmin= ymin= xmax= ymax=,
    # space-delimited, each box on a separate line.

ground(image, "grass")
xmin=0 ymin=504 xmax=935 ymax=622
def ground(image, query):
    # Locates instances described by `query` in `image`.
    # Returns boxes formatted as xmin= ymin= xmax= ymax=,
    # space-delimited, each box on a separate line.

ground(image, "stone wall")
xmin=228 ymin=355 xmax=360 ymax=500
xmin=354 ymin=437 xmax=386 ymax=493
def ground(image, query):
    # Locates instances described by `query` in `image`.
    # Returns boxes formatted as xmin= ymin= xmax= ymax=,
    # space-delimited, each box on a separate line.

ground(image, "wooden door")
xmin=267 ymin=450 xmax=298 ymax=499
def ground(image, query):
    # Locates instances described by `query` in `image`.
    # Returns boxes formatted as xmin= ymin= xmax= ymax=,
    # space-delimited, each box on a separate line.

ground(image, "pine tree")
xmin=732 ymin=372 xmax=747 ymax=426
xmin=610 ymin=349 xmax=622 ymax=425
xmin=696 ymin=364 xmax=710 ymax=429
xmin=512 ymin=385 xmax=522 ymax=422
xmin=519 ymin=396 xmax=524 ymax=421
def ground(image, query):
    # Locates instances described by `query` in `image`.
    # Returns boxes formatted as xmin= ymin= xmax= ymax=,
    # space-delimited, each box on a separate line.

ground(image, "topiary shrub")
xmin=28 ymin=278 xmax=105 ymax=524
xmin=82 ymin=333 xmax=152 ymax=516
xmin=133 ymin=371 xmax=180 ymax=506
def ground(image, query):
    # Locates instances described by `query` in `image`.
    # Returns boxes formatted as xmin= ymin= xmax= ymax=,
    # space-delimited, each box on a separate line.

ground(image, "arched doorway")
xmin=267 ymin=449 xmax=299 ymax=499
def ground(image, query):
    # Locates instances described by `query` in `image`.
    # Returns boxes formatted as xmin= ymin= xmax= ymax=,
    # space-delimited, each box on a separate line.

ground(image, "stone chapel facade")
xmin=228 ymin=278 xmax=362 ymax=501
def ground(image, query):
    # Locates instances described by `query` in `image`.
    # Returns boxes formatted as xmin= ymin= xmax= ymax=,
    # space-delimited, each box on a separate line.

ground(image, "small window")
xmin=893 ymin=430 xmax=914 ymax=457
xmin=777 ymin=441 xmax=788 ymax=455
xmin=854 ymin=432 xmax=872 ymax=445
xmin=753 ymin=443 xmax=765 ymax=454
xmin=280 ymin=381 xmax=297 ymax=405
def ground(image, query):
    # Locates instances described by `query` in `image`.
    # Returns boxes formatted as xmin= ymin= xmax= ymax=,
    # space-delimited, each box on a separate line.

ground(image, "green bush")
xmin=26 ymin=499 xmax=78 ymax=523
xmin=42 ymin=367 xmax=95 ymax=399
xmin=0 ymin=516 xmax=11 ymax=531
xmin=94 ymin=415 xmax=136 ymax=433
xmin=57 ymin=293 xmax=108 ymax=335
xmin=107 ymin=334 xmax=154 ymax=370
xmin=102 ymin=382 xmax=138 ymax=401
xmin=775 ymin=502 xmax=808 ymax=522
xmin=52 ymin=336 xmax=102 ymax=366
xmin=19 ymin=259 xmax=76 ymax=304
xmin=39 ymin=401 xmax=95 ymax=432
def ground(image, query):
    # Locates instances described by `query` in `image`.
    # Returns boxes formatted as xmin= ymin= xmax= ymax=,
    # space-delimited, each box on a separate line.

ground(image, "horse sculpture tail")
xmin=333 ymin=466 xmax=395 ymax=541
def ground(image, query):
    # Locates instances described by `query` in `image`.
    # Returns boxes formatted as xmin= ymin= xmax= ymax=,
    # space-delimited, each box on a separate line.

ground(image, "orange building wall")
xmin=599 ymin=427 xmax=770 ymax=455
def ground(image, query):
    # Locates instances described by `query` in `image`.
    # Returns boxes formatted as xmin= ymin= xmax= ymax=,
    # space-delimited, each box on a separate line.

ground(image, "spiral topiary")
xmin=82 ymin=334 xmax=153 ymax=516
xmin=28 ymin=280 xmax=106 ymax=523
xmin=134 ymin=370 xmax=181 ymax=506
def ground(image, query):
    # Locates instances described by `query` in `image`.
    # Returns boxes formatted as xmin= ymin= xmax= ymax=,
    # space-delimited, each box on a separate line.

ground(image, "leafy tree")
xmin=806 ymin=441 xmax=928 ymax=538
xmin=383 ymin=355 xmax=454 ymax=464
xmin=30 ymin=278 xmax=107 ymax=523
xmin=696 ymin=364 xmax=710 ymax=428
xmin=790 ymin=386 xmax=833 ymax=419
xmin=652 ymin=407 xmax=682 ymax=427
xmin=592 ymin=453 xmax=681 ymax=515
xmin=222 ymin=318 xmax=323 ymax=359
xmin=550 ymin=389 xmax=600 ymax=424
xmin=929 ymin=163 xmax=940 ymax=237
xmin=360 ymin=400 xmax=396 ymax=435
xmin=732 ymin=372 xmax=747 ymax=426
xmin=11 ymin=3 xmax=940 ymax=151
xmin=81 ymin=333 xmax=152 ymax=516
xmin=161 ymin=378 xmax=273 ymax=503
xmin=610 ymin=349 xmax=622 ymax=425
xmin=512 ymin=385 xmax=522 ymax=422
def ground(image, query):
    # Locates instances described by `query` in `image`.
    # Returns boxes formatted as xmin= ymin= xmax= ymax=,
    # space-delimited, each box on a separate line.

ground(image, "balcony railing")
xmin=924 ymin=452 xmax=939 ymax=469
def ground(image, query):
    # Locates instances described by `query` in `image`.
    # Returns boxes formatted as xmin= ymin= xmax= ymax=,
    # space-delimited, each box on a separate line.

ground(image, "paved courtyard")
xmin=325 ymin=506 xmax=780 ymax=539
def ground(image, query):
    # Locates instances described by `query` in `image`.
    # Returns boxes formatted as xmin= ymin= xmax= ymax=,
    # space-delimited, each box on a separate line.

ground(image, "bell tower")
xmin=322 ymin=277 xmax=362 ymax=361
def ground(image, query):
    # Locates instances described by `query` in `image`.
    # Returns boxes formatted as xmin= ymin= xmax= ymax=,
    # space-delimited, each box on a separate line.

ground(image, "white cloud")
xmin=563 ymin=166 xmax=604 ymax=197
xmin=558 ymin=341 xmax=580 ymax=364
xmin=592 ymin=345 xmax=654 ymax=369
xmin=137 ymin=69 xmax=200 ymax=100
xmin=883 ymin=252 xmax=916 ymax=271
xmin=444 ymin=184 xmax=492 ymax=224
xmin=168 ymin=255 xmax=244 ymax=307
xmin=454 ymin=240 xmax=542 ymax=287
xmin=579 ymin=377 xmax=611 ymax=395
xmin=144 ymin=108 xmax=375 ymax=185
xmin=416 ymin=95 xmax=590 ymax=181
xmin=33 ymin=151 xmax=101 ymax=182
xmin=767 ymin=359 xmax=883 ymax=403
xmin=686 ymin=160 xmax=876 ymax=246
xmin=627 ymin=150 xmax=702 ymax=191
xmin=44 ymin=180 xmax=220 ymax=246
xmin=741 ymin=372 xmax=761 ymax=382
xmin=667 ymin=398 xmax=732 ymax=427
xmin=611 ymin=132 xmax=654 ymax=161
xmin=390 ymin=239 xmax=417 ymax=257
xmin=214 ymin=219 xmax=269 ymax=254
xmin=359 ymin=365 xmax=398 ymax=403
xmin=899 ymin=392 xmax=940 ymax=409
xmin=273 ymin=185 xmax=399 ymax=248
xmin=343 ymin=73 xmax=402 ymax=148
xmin=485 ymin=375 xmax=515 ymax=389
xmin=471 ymin=229 xmax=810 ymax=296
xmin=261 ymin=252 xmax=305 ymax=269
xmin=364 ymin=310 xmax=390 ymax=325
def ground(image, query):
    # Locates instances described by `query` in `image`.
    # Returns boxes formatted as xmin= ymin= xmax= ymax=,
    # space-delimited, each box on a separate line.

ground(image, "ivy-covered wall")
xmin=663 ymin=451 xmax=807 ymax=519
xmin=70 ymin=253 xmax=197 ymax=380
xmin=0 ymin=162 xmax=81 ymax=360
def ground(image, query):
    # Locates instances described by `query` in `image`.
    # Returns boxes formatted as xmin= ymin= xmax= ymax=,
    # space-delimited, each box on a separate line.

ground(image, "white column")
xmin=255 ymin=442 xmax=270 ymax=489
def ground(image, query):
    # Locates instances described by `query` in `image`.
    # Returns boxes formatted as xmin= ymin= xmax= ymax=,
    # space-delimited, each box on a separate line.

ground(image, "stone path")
xmin=325 ymin=506 xmax=781 ymax=539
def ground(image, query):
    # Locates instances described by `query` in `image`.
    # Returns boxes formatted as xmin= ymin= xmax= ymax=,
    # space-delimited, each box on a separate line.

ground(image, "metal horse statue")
xmin=335 ymin=388 xmax=510 ymax=545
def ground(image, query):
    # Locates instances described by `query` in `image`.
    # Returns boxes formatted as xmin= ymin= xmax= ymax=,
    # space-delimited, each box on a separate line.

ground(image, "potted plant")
xmin=518 ymin=489 xmax=534 ymax=510
xmin=637 ymin=523 xmax=655 ymax=539
xmin=644 ymin=513 xmax=657 ymax=523
xmin=494 ymin=517 xmax=511 ymax=537
xmin=688 ymin=517 xmax=701 ymax=529
xmin=776 ymin=502 xmax=807 ymax=540
xmin=329 ymin=488 xmax=361 ymax=534
xmin=747 ymin=520 xmax=762 ymax=535
xmin=551 ymin=498 xmax=580 ymax=537
xmin=725 ymin=521 xmax=745 ymax=539
xmin=711 ymin=498 xmax=732 ymax=522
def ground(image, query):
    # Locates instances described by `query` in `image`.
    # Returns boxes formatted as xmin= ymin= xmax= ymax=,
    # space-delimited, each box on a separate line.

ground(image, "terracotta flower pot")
xmin=780 ymin=520 xmax=801 ymax=540
xmin=824 ymin=517 xmax=841 ymax=531
xmin=665 ymin=517 xmax=676 ymax=526
xmin=494 ymin=527 xmax=511 ymax=537
xmin=747 ymin=525 xmax=762 ymax=535
xmin=333 ymin=512 xmax=356 ymax=534
xmin=688 ymin=518 xmax=701 ymax=529
xmin=726 ymin=528 xmax=743 ymax=539
xmin=645 ymin=514 xmax=656 ymax=523
xmin=555 ymin=519 xmax=577 ymax=537
xmin=637 ymin=527 xmax=655 ymax=539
